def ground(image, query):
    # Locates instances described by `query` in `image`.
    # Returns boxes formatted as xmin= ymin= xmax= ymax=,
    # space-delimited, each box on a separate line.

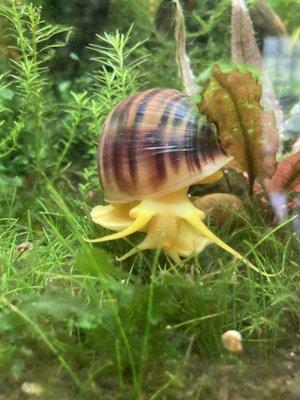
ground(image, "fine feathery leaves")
xmin=85 ymin=26 xmax=148 ymax=150
xmin=0 ymin=74 xmax=22 ymax=159
xmin=88 ymin=25 xmax=148 ymax=100
xmin=0 ymin=4 xmax=147 ymax=182
xmin=0 ymin=2 xmax=72 ymax=176
xmin=173 ymin=0 xmax=199 ymax=96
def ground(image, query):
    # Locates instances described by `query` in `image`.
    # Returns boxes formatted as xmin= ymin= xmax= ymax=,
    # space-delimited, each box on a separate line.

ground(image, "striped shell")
xmin=99 ymin=88 xmax=229 ymax=203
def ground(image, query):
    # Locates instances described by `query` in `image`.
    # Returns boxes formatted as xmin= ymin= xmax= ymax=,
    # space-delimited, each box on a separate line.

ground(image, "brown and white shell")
xmin=99 ymin=88 xmax=230 ymax=203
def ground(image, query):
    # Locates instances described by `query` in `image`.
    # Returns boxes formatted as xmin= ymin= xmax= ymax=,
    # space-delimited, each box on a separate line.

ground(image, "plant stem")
xmin=1 ymin=295 xmax=84 ymax=391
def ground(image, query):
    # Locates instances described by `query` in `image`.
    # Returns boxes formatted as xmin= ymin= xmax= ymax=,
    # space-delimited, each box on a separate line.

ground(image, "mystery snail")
xmin=88 ymin=88 xmax=252 ymax=266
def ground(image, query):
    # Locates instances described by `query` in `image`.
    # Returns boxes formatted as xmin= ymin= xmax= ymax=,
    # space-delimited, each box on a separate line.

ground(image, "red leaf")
xmin=267 ymin=151 xmax=300 ymax=193
xmin=199 ymin=67 xmax=279 ymax=186
xmin=173 ymin=0 xmax=199 ymax=96
xmin=231 ymin=0 xmax=262 ymax=68
xmin=231 ymin=0 xmax=283 ymax=160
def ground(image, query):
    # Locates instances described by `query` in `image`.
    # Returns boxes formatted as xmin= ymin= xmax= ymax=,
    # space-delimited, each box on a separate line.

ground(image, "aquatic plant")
xmin=0 ymin=1 xmax=299 ymax=398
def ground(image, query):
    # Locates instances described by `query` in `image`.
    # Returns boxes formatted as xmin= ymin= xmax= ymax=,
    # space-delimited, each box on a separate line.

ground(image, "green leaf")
xmin=58 ymin=80 xmax=71 ymax=93
xmin=0 ymin=88 xmax=14 ymax=101
xmin=76 ymin=248 xmax=119 ymax=278
xmin=70 ymin=52 xmax=79 ymax=61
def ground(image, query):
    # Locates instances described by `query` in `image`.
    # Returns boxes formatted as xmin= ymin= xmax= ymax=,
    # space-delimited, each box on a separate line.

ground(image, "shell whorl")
xmin=99 ymin=88 xmax=229 ymax=203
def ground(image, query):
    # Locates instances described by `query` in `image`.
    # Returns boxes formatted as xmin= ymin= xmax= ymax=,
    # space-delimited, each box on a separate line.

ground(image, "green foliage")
xmin=0 ymin=74 xmax=19 ymax=159
xmin=0 ymin=1 xmax=299 ymax=398
xmin=0 ymin=1 xmax=71 ymax=178
xmin=84 ymin=26 xmax=148 ymax=153
xmin=267 ymin=0 xmax=300 ymax=35
xmin=0 ymin=196 xmax=299 ymax=396
xmin=0 ymin=3 xmax=148 ymax=192
xmin=188 ymin=0 xmax=231 ymax=77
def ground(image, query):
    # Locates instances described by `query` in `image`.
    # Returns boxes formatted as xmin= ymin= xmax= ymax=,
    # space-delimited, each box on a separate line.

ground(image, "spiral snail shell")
xmin=89 ymin=88 xmax=253 ymax=266
xmin=99 ymin=88 xmax=228 ymax=203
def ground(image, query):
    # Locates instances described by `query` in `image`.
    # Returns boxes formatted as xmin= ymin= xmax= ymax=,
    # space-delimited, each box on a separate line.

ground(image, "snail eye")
xmin=201 ymin=122 xmax=217 ymax=138
xmin=198 ymin=122 xmax=219 ymax=142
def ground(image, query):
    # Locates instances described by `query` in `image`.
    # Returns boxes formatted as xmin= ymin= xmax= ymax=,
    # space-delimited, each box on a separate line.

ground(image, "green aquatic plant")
xmin=84 ymin=25 xmax=149 ymax=154
xmin=0 ymin=2 xmax=147 ymax=190
xmin=0 ymin=191 xmax=299 ymax=397
xmin=0 ymin=1 xmax=299 ymax=398
xmin=0 ymin=2 xmax=71 ymax=178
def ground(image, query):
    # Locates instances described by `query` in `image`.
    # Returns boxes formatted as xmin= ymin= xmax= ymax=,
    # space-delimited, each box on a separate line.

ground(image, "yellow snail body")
xmin=89 ymin=88 xmax=253 ymax=266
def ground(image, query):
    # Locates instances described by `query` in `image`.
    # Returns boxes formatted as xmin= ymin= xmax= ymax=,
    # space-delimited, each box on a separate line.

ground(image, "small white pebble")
xmin=19 ymin=347 xmax=33 ymax=357
xmin=21 ymin=382 xmax=44 ymax=396
xmin=16 ymin=242 xmax=34 ymax=254
xmin=221 ymin=330 xmax=243 ymax=353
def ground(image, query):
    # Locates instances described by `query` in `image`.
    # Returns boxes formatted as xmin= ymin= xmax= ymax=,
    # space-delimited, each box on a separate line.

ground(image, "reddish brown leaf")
xmin=173 ymin=0 xmax=199 ymax=96
xmin=250 ymin=0 xmax=287 ymax=39
xmin=231 ymin=0 xmax=283 ymax=159
xmin=199 ymin=67 xmax=278 ymax=188
xmin=267 ymin=151 xmax=300 ymax=193
xmin=231 ymin=0 xmax=262 ymax=68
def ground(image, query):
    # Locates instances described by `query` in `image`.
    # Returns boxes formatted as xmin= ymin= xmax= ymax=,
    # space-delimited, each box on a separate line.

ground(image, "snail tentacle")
xmin=184 ymin=213 xmax=277 ymax=276
xmin=86 ymin=210 xmax=153 ymax=243
xmin=184 ymin=213 xmax=247 ymax=261
xmin=165 ymin=249 xmax=181 ymax=264
xmin=116 ymin=247 xmax=139 ymax=261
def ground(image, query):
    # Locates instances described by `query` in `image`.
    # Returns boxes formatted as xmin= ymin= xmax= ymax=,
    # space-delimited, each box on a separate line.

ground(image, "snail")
xmin=88 ymin=88 xmax=254 ymax=267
